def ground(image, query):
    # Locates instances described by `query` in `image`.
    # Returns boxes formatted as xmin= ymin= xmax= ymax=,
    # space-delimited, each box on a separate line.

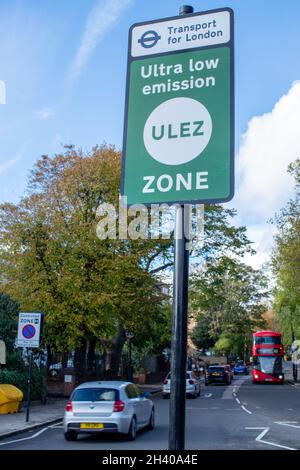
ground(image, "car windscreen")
xmin=235 ymin=362 xmax=244 ymax=367
xmin=72 ymin=388 xmax=119 ymax=402
xmin=166 ymin=373 xmax=192 ymax=379
xmin=208 ymin=367 xmax=224 ymax=372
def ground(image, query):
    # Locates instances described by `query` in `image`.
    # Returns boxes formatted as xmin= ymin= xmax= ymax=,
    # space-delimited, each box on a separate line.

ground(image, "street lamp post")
xmin=125 ymin=331 xmax=134 ymax=382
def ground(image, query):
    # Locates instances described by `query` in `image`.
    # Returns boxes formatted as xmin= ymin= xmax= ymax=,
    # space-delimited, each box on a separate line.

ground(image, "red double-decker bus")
xmin=252 ymin=331 xmax=285 ymax=383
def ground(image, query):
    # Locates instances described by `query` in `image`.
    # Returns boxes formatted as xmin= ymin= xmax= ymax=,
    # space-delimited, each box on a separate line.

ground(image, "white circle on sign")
xmin=143 ymin=97 xmax=212 ymax=165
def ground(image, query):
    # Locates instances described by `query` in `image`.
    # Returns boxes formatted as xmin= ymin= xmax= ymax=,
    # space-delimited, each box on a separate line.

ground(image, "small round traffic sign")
xmin=22 ymin=324 xmax=36 ymax=339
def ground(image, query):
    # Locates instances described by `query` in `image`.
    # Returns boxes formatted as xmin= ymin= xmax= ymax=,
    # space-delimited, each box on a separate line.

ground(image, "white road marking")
xmin=225 ymin=375 xmax=250 ymax=400
xmin=275 ymin=421 xmax=300 ymax=429
xmin=241 ymin=405 xmax=252 ymax=415
xmin=222 ymin=385 xmax=235 ymax=399
xmin=0 ymin=426 xmax=51 ymax=447
xmin=245 ymin=427 xmax=296 ymax=450
xmin=0 ymin=421 xmax=63 ymax=447
xmin=236 ymin=398 xmax=241 ymax=404
xmin=204 ymin=393 xmax=212 ymax=398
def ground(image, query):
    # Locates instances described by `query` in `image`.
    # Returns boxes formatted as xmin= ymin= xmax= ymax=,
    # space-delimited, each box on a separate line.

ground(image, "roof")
xmin=75 ymin=381 xmax=131 ymax=389
xmin=253 ymin=330 xmax=281 ymax=337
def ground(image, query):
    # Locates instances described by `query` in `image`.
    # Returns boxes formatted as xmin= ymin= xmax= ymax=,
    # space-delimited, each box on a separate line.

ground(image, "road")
xmin=1 ymin=375 xmax=300 ymax=450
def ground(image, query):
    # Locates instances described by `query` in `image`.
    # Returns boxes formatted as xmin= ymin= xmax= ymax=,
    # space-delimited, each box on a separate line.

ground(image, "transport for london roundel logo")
xmin=143 ymin=97 xmax=212 ymax=165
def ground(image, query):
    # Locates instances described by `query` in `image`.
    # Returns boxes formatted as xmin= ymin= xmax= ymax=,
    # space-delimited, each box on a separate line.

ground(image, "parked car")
xmin=162 ymin=371 xmax=201 ymax=398
xmin=205 ymin=365 xmax=233 ymax=385
xmin=233 ymin=361 xmax=249 ymax=375
xmin=64 ymin=381 xmax=154 ymax=441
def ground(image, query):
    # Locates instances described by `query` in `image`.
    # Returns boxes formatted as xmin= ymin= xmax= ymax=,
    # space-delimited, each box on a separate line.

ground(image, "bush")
xmin=0 ymin=368 xmax=46 ymax=401
xmin=5 ymin=350 xmax=27 ymax=372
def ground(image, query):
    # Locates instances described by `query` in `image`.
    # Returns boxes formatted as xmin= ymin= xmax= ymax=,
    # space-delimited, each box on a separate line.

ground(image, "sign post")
xmin=26 ymin=348 xmax=33 ymax=423
xmin=122 ymin=4 xmax=234 ymax=450
xmin=17 ymin=312 xmax=43 ymax=422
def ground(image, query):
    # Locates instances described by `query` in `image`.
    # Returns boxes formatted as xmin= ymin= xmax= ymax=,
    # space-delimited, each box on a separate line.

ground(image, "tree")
xmin=0 ymin=293 xmax=19 ymax=353
xmin=0 ymin=144 xmax=257 ymax=377
xmin=0 ymin=145 xmax=172 ymax=375
xmin=0 ymin=292 xmax=28 ymax=371
xmin=213 ymin=333 xmax=233 ymax=357
xmin=272 ymin=159 xmax=300 ymax=343
xmin=190 ymin=316 xmax=215 ymax=352
xmin=190 ymin=256 xmax=268 ymax=357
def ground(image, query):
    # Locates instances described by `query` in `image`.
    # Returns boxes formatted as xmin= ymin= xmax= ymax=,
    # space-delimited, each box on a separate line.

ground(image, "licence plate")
xmin=212 ymin=373 xmax=220 ymax=376
xmin=80 ymin=423 xmax=104 ymax=429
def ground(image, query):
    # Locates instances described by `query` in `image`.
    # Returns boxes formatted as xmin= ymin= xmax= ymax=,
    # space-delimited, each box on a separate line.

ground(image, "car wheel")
xmin=147 ymin=408 xmax=155 ymax=430
xmin=197 ymin=388 xmax=201 ymax=397
xmin=163 ymin=394 xmax=170 ymax=399
xmin=64 ymin=431 xmax=77 ymax=441
xmin=127 ymin=417 xmax=137 ymax=441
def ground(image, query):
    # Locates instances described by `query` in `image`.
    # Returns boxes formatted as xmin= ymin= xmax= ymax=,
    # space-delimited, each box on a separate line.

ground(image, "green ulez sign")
xmin=121 ymin=8 xmax=234 ymax=205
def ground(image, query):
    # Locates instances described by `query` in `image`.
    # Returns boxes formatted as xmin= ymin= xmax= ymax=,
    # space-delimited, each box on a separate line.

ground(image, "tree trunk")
xmin=87 ymin=338 xmax=96 ymax=374
xmin=110 ymin=326 xmax=126 ymax=379
xmin=62 ymin=351 xmax=69 ymax=369
xmin=46 ymin=346 xmax=53 ymax=373
xmin=74 ymin=338 xmax=87 ymax=382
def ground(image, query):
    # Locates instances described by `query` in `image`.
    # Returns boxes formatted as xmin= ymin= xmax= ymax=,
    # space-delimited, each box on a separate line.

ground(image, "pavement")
xmin=0 ymin=399 xmax=67 ymax=439
xmin=284 ymin=362 xmax=300 ymax=388
xmin=0 ymin=384 xmax=162 ymax=440
xmin=1 ymin=376 xmax=300 ymax=450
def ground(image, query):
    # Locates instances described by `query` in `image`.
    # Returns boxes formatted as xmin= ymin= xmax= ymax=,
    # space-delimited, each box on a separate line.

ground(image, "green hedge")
xmin=0 ymin=368 xmax=46 ymax=401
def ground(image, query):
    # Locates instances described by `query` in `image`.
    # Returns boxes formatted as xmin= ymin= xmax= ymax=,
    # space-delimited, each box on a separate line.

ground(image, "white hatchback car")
xmin=64 ymin=381 xmax=154 ymax=441
xmin=163 ymin=371 xmax=201 ymax=398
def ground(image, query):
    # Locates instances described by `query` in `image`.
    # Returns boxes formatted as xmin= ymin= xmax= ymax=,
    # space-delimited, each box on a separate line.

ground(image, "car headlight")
xmin=254 ymin=374 xmax=259 ymax=379
xmin=278 ymin=375 xmax=283 ymax=379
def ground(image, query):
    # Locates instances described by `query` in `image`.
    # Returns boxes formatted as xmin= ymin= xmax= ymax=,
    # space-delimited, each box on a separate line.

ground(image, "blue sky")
xmin=1 ymin=0 xmax=300 ymax=266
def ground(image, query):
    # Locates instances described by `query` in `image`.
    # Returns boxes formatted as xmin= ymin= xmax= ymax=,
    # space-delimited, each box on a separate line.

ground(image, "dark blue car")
xmin=233 ymin=361 xmax=249 ymax=375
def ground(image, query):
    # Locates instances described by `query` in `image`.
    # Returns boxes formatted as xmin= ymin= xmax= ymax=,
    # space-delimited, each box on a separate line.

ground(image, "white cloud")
xmin=242 ymin=225 xmax=276 ymax=269
xmin=237 ymin=81 xmax=300 ymax=219
xmin=34 ymin=107 xmax=55 ymax=120
xmin=0 ymin=80 xmax=6 ymax=105
xmin=234 ymin=81 xmax=300 ymax=268
xmin=0 ymin=154 xmax=21 ymax=175
xmin=69 ymin=0 xmax=132 ymax=82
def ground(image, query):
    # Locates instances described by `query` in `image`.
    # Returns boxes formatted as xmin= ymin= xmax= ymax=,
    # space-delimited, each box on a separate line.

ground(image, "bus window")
xmin=254 ymin=336 xmax=281 ymax=345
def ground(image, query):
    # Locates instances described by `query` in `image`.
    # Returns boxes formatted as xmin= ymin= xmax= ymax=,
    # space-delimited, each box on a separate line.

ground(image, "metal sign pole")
xmin=168 ymin=5 xmax=194 ymax=453
xmin=169 ymin=202 xmax=191 ymax=450
xmin=26 ymin=348 xmax=33 ymax=422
